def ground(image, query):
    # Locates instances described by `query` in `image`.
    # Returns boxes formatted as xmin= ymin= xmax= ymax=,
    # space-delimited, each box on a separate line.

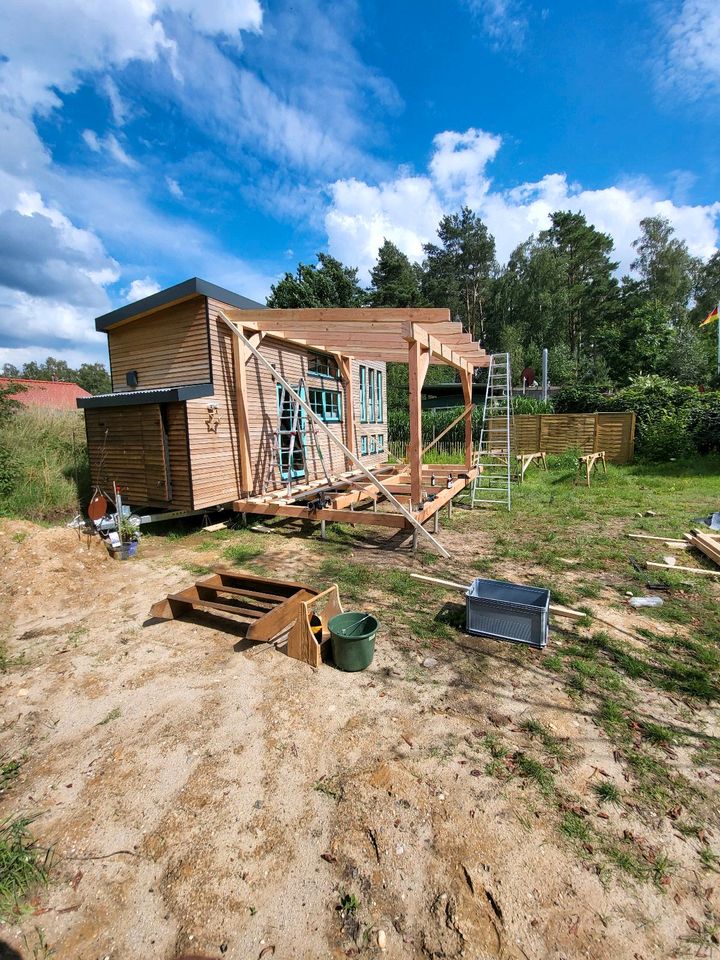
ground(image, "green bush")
xmin=554 ymin=383 xmax=607 ymax=413
xmin=688 ymin=398 xmax=720 ymax=454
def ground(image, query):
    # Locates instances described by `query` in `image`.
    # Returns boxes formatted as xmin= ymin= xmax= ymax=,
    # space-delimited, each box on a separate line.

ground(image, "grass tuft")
xmin=0 ymin=815 xmax=51 ymax=921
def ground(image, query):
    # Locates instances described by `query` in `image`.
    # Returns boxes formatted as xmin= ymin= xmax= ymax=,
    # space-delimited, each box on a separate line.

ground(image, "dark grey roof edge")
xmin=95 ymin=278 xmax=266 ymax=331
xmin=77 ymin=383 xmax=214 ymax=408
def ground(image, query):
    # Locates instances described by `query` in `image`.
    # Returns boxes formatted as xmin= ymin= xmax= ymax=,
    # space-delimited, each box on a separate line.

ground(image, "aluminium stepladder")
xmin=470 ymin=353 xmax=512 ymax=511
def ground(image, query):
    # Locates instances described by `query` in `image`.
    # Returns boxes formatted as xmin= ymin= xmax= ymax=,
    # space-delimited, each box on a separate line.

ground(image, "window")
xmin=308 ymin=354 xmax=339 ymax=379
xmin=368 ymin=367 xmax=375 ymax=422
xmin=360 ymin=365 xmax=367 ymax=422
xmin=369 ymin=436 xmax=376 ymax=454
xmin=377 ymin=434 xmax=384 ymax=452
xmin=309 ymin=388 xmax=341 ymax=423
xmin=376 ymin=371 xmax=383 ymax=423
xmin=360 ymin=435 xmax=368 ymax=455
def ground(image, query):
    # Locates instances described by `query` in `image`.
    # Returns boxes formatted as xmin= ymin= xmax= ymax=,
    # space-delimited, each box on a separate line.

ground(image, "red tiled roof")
xmin=0 ymin=378 xmax=92 ymax=410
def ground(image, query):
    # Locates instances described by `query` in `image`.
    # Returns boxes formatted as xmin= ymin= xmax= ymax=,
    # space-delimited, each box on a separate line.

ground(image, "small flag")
xmin=701 ymin=305 xmax=719 ymax=326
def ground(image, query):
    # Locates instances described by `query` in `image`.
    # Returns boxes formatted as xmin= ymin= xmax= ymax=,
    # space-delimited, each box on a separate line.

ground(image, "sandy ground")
xmin=0 ymin=516 xmax=718 ymax=960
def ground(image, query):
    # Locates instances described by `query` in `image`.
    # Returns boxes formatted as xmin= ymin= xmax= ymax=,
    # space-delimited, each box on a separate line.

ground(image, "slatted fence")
xmin=488 ymin=412 xmax=636 ymax=464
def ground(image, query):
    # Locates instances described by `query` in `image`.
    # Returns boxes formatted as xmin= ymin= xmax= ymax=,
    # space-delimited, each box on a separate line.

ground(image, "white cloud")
xmin=0 ymin=343 xmax=108 ymax=369
xmin=325 ymin=128 xmax=720 ymax=281
xmin=163 ymin=0 xmax=262 ymax=38
xmin=661 ymin=0 xmax=720 ymax=99
xmin=123 ymin=277 xmax=162 ymax=301
xmin=82 ymin=130 xmax=138 ymax=168
xmin=166 ymin=176 xmax=184 ymax=198
xmin=464 ymin=0 xmax=529 ymax=49
xmin=102 ymin=76 xmax=131 ymax=126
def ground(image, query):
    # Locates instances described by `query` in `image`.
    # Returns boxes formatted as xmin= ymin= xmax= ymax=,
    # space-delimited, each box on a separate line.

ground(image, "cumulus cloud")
xmin=660 ymin=0 xmax=720 ymax=100
xmin=325 ymin=128 xmax=720 ymax=281
xmin=123 ymin=278 xmax=162 ymax=302
xmin=166 ymin=177 xmax=184 ymax=199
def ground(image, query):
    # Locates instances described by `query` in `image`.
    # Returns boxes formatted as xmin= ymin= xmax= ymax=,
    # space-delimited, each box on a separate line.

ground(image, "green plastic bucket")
xmin=328 ymin=611 xmax=378 ymax=672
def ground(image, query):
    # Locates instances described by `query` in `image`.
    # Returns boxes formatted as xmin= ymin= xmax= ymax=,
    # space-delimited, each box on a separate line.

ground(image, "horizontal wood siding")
xmin=491 ymin=412 xmax=636 ymax=465
xmin=185 ymin=301 xmax=243 ymax=509
xmin=108 ymin=297 xmax=210 ymax=392
xmin=85 ymin=403 xmax=182 ymax=508
xmin=165 ymin=402 xmax=192 ymax=509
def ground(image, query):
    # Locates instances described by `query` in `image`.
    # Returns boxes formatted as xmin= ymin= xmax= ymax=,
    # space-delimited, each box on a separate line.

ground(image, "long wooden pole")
xmin=218 ymin=312 xmax=451 ymax=559
xmin=408 ymin=573 xmax=585 ymax=620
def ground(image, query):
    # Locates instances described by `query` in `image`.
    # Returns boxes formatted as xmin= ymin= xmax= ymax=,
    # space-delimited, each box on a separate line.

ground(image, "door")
xmin=86 ymin=403 xmax=170 ymax=505
xmin=276 ymin=384 xmax=306 ymax=481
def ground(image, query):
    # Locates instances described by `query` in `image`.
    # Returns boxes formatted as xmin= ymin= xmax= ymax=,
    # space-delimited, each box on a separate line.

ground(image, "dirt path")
xmin=0 ymin=518 xmax=718 ymax=959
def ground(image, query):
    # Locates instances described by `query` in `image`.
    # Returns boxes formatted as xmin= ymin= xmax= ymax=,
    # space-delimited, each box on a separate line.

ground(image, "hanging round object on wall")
xmin=87 ymin=492 xmax=108 ymax=522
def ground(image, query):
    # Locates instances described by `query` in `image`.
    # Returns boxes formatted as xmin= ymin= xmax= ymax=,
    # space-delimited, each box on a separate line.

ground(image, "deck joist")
xmin=233 ymin=463 xmax=478 ymax=531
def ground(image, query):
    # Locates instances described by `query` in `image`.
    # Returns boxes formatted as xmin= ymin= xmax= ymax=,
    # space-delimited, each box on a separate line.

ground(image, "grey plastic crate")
xmin=465 ymin=578 xmax=549 ymax=649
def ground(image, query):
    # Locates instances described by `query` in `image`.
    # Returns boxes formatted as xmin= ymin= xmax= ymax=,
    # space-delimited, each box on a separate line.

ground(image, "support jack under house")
xmin=78 ymin=278 xmax=490 ymax=557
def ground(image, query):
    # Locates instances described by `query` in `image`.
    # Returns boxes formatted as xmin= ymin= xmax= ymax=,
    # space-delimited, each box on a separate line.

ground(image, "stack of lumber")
xmin=640 ymin=527 xmax=720 ymax=578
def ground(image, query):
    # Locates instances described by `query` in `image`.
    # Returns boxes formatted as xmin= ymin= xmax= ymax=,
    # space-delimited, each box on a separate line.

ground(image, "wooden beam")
xmin=225 ymin=307 xmax=451 ymax=325
xmin=408 ymin=338 xmax=431 ymax=508
xmin=419 ymin=403 xmax=474 ymax=460
xmin=231 ymin=329 xmax=252 ymax=495
xmin=646 ymin=561 xmax=720 ymax=577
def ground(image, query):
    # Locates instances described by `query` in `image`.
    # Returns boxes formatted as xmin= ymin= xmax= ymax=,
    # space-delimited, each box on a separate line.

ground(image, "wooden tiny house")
xmin=79 ymin=277 xmax=489 ymax=551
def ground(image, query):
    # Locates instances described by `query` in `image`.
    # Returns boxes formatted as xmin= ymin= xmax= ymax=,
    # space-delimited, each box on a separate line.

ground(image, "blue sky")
xmin=0 ymin=0 xmax=718 ymax=367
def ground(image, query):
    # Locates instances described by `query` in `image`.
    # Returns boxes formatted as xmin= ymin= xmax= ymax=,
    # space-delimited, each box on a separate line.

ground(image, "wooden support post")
xmin=460 ymin=369 xmax=473 ymax=471
xmin=231 ymin=332 xmax=253 ymax=495
xmin=408 ymin=338 xmax=430 ymax=509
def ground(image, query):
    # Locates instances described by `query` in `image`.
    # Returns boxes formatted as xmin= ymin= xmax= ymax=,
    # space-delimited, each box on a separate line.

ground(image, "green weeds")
xmin=0 ymin=815 xmax=51 ymax=921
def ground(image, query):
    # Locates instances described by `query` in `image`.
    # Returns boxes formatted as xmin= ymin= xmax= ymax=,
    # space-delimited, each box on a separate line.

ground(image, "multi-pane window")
xmin=308 ymin=354 xmax=339 ymax=378
xmin=377 ymin=434 xmax=384 ymax=452
xmin=359 ymin=364 xmax=383 ymax=423
xmin=360 ymin=366 xmax=367 ymax=422
xmin=309 ymin=388 xmax=341 ymax=423
xmin=360 ymin=435 xmax=368 ymax=455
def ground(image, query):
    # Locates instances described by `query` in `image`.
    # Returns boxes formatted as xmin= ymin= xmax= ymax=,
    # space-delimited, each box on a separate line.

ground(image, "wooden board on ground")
xmin=646 ymin=561 xmax=720 ymax=578
xmin=408 ymin=573 xmax=585 ymax=620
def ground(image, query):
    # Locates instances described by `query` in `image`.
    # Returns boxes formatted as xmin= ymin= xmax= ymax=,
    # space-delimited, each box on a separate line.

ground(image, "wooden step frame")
xmin=287 ymin=585 xmax=343 ymax=668
xmin=149 ymin=567 xmax=320 ymax=643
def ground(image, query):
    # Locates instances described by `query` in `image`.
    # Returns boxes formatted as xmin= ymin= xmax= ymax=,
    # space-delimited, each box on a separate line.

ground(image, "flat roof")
xmin=77 ymin=383 xmax=214 ymax=408
xmin=95 ymin=278 xmax=266 ymax=332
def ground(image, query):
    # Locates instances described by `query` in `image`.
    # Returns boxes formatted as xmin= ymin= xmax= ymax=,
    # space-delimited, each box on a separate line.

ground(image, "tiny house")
xmin=79 ymin=278 xmax=388 ymax=512
xmin=79 ymin=277 xmax=489 ymax=550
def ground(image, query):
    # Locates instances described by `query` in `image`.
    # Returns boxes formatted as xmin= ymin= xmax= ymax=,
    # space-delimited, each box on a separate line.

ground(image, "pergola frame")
xmin=221 ymin=306 xmax=489 ymax=553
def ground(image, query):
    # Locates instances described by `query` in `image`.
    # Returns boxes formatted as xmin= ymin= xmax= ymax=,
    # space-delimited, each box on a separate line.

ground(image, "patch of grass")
xmin=560 ymin=812 xmax=592 ymax=843
xmin=482 ymin=733 xmax=509 ymax=760
xmin=181 ymin=561 xmax=212 ymax=576
xmin=0 ymin=408 xmax=89 ymax=521
xmin=222 ymin=542 xmax=264 ymax=566
xmin=514 ymin=752 xmax=555 ymax=795
xmin=699 ymin=846 xmax=720 ymax=871
xmin=518 ymin=717 xmax=567 ymax=759
xmin=0 ymin=756 xmax=22 ymax=792
xmin=317 ymin=556 xmax=373 ymax=602
xmin=592 ymin=781 xmax=622 ymax=805
xmin=98 ymin=707 xmax=121 ymax=726
xmin=0 ymin=815 xmax=51 ymax=922
xmin=641 ymin=721 xmax=679 ymax=747
xmin=603 ymin=842 xmax=648 ymax=882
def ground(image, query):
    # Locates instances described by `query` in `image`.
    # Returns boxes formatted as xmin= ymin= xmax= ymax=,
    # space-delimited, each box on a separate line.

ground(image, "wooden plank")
xmin=408 ymin=339 xmax=430 ymax=508
xmin=646 ymin=562 xmax=720 ymax=577
xmin=246 ymin=589 xmax=317 ymax=642
xmin=233 ymin=498 xmax=409 ymax=528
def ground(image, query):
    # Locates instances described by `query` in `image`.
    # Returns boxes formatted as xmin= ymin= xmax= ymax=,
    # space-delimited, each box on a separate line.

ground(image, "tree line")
xmin=1 ymin=358 xmax=111 ymax=395
xmin=269 ymin=209 xmax=720 ymax=389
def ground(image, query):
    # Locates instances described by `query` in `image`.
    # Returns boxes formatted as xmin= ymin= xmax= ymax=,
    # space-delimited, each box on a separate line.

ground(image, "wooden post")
xmin=460 ymin=369 xmax=473 ymax=470
xmin=337 ymin=355 xmax=355 ymax=468
xmin=408 ymin=338 xmax=430 ymax=509
xmin=231 ymin=331 xmax=253 ymax=496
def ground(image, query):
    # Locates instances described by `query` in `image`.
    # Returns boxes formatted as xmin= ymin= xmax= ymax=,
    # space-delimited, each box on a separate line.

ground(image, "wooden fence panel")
xmin=491 ymin=412 xmax=635 ymax=464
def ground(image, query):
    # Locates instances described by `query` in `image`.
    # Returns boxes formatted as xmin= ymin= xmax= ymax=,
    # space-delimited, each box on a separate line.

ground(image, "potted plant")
xmin=116 ymin=516 xmax=141 ymax=559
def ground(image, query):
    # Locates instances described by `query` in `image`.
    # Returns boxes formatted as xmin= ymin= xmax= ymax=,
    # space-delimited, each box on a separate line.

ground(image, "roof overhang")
xmin=95 ymin=278 xmax=266 ymax=332
xmin=77 ymin=383 xmax=214 ymax=408
xmin=222 ymin=307 xmax=489 ymax=373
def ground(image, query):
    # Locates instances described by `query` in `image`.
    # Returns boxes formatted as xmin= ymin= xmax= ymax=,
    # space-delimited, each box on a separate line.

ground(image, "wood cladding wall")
xmin=108 ymin=297 xmax=210 ymax=392
xmin=85 ymin=401 xmax=192 ymax=509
